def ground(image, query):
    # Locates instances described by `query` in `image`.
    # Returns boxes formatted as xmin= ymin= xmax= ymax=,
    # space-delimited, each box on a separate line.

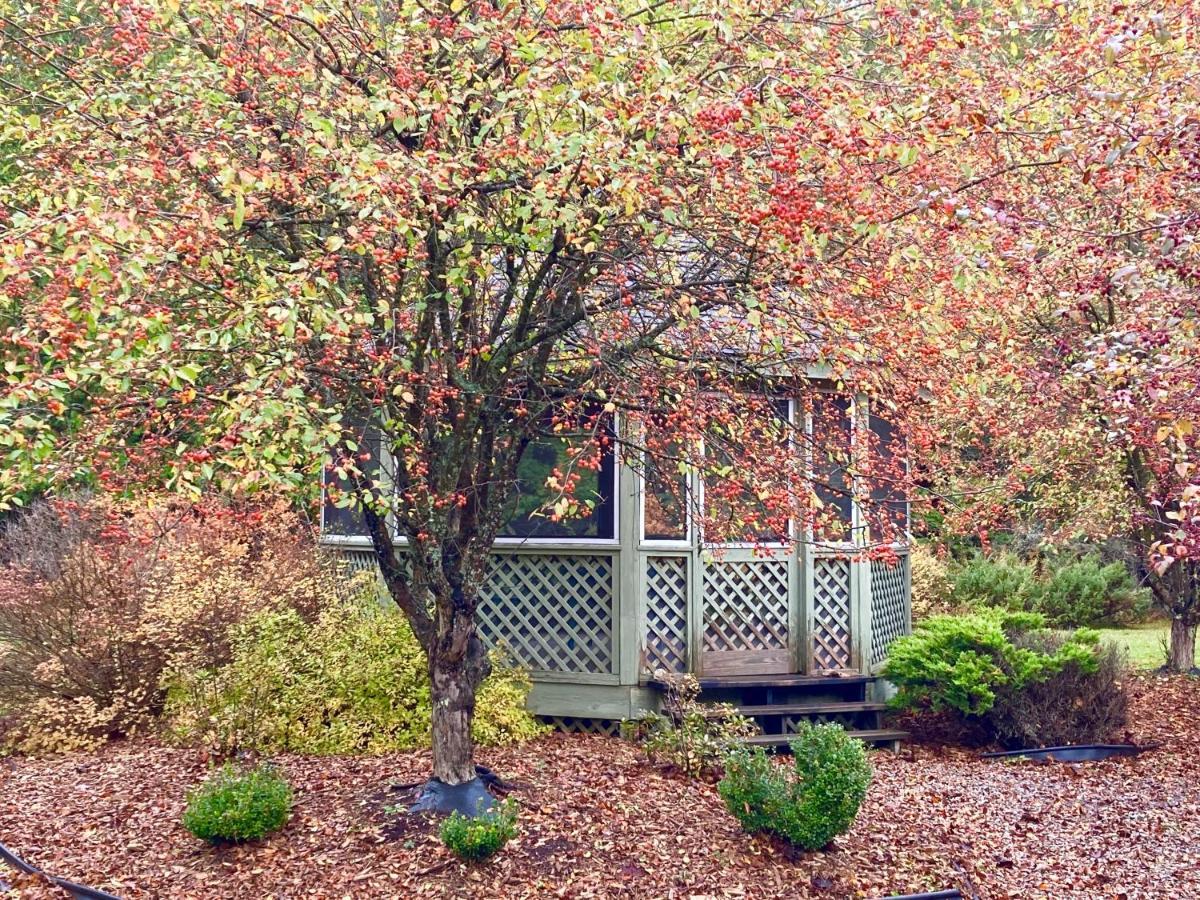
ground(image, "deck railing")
xmin=869 ymin=552 xmax=911 ymax=670
xmin=332 ymin=547 xmax=619 ymax=680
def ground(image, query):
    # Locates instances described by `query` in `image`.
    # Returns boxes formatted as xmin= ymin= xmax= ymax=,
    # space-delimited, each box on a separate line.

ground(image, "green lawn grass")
xmin=1094 ymin=622 xmax=1169 ymax=670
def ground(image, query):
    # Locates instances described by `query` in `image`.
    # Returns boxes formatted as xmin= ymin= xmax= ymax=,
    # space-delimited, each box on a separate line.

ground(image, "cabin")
xmin=322 ymin=384 xmax=912 ymax=746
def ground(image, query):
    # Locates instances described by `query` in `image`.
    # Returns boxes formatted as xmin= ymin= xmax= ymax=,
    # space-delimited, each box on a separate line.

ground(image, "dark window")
xmin=811 ymin=394 xmax=853 ymax=541
xmin=322 ymin=426 xmax=383 ymax=538
xmin=868 ymin=413 xmax=908 ymax=537
xmin=643 ymin=446 xmax=688 ymax=541
xmin=499 ymin=427 xmax=616 ymax=540
xmin=704 ymin=399 xmax=791 ymax=543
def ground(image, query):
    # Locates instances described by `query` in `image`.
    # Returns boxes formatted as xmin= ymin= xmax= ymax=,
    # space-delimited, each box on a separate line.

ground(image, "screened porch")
xmin=324 ymin=391 xmax=912 ymax=725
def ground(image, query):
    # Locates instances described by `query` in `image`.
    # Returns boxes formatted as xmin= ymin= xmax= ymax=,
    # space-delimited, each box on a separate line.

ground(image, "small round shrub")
xmin=439 ymin=798 xmax=518 ymax=862
xmin=182 ymin=763 xmax=293 ymax=843
xmin=718 ymin=722 xmax=871 ymax=851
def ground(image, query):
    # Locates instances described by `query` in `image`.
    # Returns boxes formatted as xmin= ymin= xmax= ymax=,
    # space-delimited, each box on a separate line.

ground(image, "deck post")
xmin=799 ymin=535 xmax=815 ymax=675
xmin=852 ymin=556 xmax=873 ymax=673
xmin=850 ymin=392 xmax=872 ymax=673
xmin=617 ymin=433 xmax=641 ymax=688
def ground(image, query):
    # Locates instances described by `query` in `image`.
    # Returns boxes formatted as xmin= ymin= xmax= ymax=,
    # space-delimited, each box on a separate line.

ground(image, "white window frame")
xmin=863 ymin=401 xmax=912 ymax=552
xmin=492 ymin=436 xmax=622 ymax=548
xmin=638 ymin=447 xmax=694 ymax=550
xmin=319 ymin=433 xmax=390 ymax=548
xmin=806 ymin=391 xmax=860 ymax=554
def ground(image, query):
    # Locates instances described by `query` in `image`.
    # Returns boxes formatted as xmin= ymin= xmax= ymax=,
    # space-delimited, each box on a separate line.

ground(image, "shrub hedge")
xmin=0 ymin=495 xmax=547 ymax=757
xmin=949 ymin=552 xmax=1150 ymax=628
xmin=164 ymin=598 xmax=547 ymax=755
xmin=0 ymin=497 xmax=336 ymax=753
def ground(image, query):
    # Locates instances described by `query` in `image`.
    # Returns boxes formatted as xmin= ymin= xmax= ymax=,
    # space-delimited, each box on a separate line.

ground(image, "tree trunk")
xmin=429 ymin=653 xmax=483 ymax=785
xmin=1166 ymin=618 xmax=1197 ymax=673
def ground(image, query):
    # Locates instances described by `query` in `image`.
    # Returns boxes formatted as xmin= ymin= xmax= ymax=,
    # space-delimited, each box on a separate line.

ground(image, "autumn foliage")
xmin=3 ymin=0 xmax=1200 ymax=777
xmin=0 ymin=497 xmax=336 ymax=752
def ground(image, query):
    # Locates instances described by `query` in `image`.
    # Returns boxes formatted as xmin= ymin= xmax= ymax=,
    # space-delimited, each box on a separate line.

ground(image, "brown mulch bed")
xmin=1 ymin=675 xmax=1197 ymax=900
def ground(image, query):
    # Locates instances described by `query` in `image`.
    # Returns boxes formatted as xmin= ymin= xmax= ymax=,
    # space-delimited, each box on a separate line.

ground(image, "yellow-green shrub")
xmin=164 ymin=596 xmax=546 ymax=754
xmin=909 ymin=543 xmax=954 ymax=620
xmin=472 ymin=647 xmax=550 ymax=746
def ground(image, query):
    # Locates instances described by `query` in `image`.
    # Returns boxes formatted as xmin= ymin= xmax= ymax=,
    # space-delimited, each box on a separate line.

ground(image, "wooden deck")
xmin=645 ymin=672 xmax=875 ymax=691
xmin=645 ymin=672 xmax=908 ymax=748
xmin=746 ymin=728 xmax=909 ymax=749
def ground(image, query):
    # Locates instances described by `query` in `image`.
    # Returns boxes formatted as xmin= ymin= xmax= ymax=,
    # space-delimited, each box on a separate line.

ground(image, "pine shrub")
xmin=718 ymin=723 xmax=871 ymax=850
xmin=985 ymin=630 xmax=1128 ymax=748
xmin=182 ymin=763 xmax=292 ymax=843
xmin=883 ymin=610 xmax=1128 ymax=747
xmin=949 ymin=553 xmax=1039 ymax=612
xmin=948 ymin=549 xmax=1150 ymax=628
xmin=1037 ymin=555 xmax=1150 ymax=627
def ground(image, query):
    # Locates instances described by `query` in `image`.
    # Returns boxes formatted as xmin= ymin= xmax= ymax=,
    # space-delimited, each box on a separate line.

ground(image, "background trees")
xmin=913 ymin=4 xmax=1200 ymax=669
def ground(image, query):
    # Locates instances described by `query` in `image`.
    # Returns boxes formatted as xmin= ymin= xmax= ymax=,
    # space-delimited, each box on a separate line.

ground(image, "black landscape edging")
xmin=980 ymin=743 xmax=1155 ymax=763
xmin=0 ymin=841 xmax=124 ymax=900
xmin=876 ymin=890 xmax=963 ymax=900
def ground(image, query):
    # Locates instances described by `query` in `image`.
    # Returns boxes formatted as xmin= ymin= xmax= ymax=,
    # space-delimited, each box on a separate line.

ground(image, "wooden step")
xmin=745 ymin=728 xmax=909 ymax=747
xmin=727 ymin=701 xmax=886 ymax=717
xmin=647 ymin=673 xmax=875 ymax=690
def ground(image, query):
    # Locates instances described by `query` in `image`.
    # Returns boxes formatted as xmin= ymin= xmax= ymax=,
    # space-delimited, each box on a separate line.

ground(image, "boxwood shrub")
xmin=718 ymin=722 xmax=871 ymax=850
xmin=439 ymin=798 xmax=518 ymax=862
xmin=182 ymin=763 xmax=292 ymax=843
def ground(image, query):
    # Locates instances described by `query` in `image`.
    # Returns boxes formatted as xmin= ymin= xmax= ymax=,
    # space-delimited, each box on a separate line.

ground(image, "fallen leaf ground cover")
xmin=1 ymin=675 xmax=1196 ymax=900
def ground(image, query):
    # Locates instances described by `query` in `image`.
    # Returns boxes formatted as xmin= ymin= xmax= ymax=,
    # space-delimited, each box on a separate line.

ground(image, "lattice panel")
xmin=478 ymin=553 xmax=614 ymax=675
xmin=331 ymin=549 xmax=408 ymax=601
xmin=702 ymin=560 xmax=790 ymax=653
xmin=644 ymin=556 xmax=689 ymax=675
xmin=871 ymin=556 xmax=909 ymax=666
xmin=337 ymin=549 xmax=378 ymax=576
xmin=812 ymin=557 xmax=853 ymax=670
xmin=538 ymin=716 xmax=621 ymax=737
